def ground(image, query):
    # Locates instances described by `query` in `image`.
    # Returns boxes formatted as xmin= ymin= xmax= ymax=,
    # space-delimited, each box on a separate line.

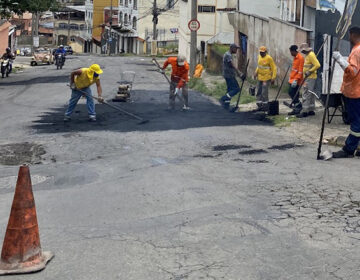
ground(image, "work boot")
xmin=332 ymin=150 xmax=354 ymax=159
xmin=219 ymin=96 xmax=230 ymax=109
xmin=288 ymin=108 xmax=302 ymax=116
xmin=308 ymin=111 xmax=315 ymax=116
xmin=296 ymin=112 xmax=309 ymax=118
xmin=63 ymin=115 xmax=71 ymax=122
xmin=182 ymin=105 xmax=191 ymax=111
xmin=89 ymin=115 xmax=97 ymax=122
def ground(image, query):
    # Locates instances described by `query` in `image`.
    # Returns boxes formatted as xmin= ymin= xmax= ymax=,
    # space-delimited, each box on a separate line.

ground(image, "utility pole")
xmin=109 ymin=0 xmax=113 ymax=56
xmin=151 ymin=0 xmax=158 ymax=55
xmin=190 ymin=0 xmax=197 ymax=76
xmin=152 ymin=0 xmax=157 ymax=40
xmin=67 ymin=10 xmax=71 ymax=45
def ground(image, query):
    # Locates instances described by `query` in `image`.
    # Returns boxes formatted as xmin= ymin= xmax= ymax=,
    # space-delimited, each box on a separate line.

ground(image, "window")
xmin=58 ymin=23 xmax=67 ymax=29
xmin=167 ymin=0 xmax=174 ymax=9
xmin=119 ymin=0 xmax=123 ymax=5
xmin=70 ymin=24 xmax=79 ymax=30
xmin=124 ymin=13 xmax=128 ymax=24
xmin=198 ymin=5 xmax=215 ymax=13
xmin=125 ymin=0 xmax=128 ymax=7
xmin=132 ymin=17 xmax=137 ymax=30
xmin=80 ymin=24 xmax=85 ymax=30
xmin=133 ymin=0 xmax=137 ymax=9
xmin=119 ymin=12 xmax=123 ymax=24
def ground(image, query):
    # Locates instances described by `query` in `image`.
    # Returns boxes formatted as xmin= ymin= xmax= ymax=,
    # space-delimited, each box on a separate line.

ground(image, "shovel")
xmin=66 ymin=85 xmax=149 ymax=125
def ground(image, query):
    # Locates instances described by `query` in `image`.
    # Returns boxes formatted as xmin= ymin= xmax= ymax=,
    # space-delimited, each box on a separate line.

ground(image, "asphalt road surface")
xmin=0 ymin=55 xmax=359 ymax=280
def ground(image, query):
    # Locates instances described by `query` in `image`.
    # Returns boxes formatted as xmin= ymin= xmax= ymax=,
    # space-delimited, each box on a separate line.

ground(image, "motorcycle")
xmin=55 ymin=53 xmax=65 ymax=70
xmin=0 ymin=59 xmax=11 ymax=78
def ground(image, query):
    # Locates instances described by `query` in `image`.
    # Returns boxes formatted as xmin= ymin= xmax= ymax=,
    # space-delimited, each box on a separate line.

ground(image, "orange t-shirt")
xmin=341 ymin=43 xmax=360 ymax=98
xmin=289 ymin=53 xmax=304 ymax=84
xmin=163 ymin=57 xmax=189 ymax=88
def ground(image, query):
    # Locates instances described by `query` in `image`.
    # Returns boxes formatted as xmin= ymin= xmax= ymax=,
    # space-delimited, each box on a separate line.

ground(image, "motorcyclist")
xmin=1 ymin=48 xmax=15 ymax=73
xmin=54 ymin=45 xmax=66 ymax=65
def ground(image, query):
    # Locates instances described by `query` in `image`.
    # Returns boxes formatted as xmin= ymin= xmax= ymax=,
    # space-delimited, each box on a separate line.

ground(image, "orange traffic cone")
xmin=0 ymin=165 xmax=54 ymax=275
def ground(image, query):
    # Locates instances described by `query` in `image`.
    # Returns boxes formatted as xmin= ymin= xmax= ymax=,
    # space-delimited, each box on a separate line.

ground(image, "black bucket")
xmin=268 ymin=100 xmax=279 ymax=116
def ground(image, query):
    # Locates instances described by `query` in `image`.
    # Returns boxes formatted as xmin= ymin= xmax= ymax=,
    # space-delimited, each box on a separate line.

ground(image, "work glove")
xmin=70 ymin=83 xmax=76 ymax=90
xmin=305 ymin=71 xmax=311 ymax=77
xmin=174 ymin=88 xmax=180 ymax=95
xmin=332 ymin=51 xmax=349 ymax=71
xmin=159 ymin=69 xmax=164 ymax=74
xmin=291 ymin=80 xmax=298 ymax=88
xmin=97 ymin=96 xmax=104 ymax=103
xmin=240 ymin=73 xmax=246 ymax=81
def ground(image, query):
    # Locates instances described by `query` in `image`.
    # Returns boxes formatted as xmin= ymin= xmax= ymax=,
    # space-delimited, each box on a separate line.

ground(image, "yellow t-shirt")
xmin=74 ymin=68 xmax=99 ymax=89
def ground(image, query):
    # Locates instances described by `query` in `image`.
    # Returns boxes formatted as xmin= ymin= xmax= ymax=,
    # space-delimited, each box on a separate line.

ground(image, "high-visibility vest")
xmin=74 ymin=68 xmax=99 ymax=89
xmin=289 ymin=53 xmax=304 ymax=84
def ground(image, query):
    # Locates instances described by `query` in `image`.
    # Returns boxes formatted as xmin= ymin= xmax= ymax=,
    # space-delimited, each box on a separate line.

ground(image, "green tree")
xmin=0 ymin=0 xmax=58 ymax=17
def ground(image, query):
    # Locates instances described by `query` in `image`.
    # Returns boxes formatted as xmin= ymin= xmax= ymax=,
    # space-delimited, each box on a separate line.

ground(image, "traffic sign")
xmin=188 ymin=19 xmax=200 ymax=32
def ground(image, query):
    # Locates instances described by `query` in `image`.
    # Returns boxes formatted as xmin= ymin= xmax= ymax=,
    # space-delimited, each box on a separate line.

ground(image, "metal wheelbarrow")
xmin=313 ymin=91 xmax=349 ymax=124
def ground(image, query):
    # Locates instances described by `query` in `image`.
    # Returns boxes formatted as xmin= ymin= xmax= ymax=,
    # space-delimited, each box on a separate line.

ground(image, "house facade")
xmin=178 ymin=0 xmax=236 ymax=61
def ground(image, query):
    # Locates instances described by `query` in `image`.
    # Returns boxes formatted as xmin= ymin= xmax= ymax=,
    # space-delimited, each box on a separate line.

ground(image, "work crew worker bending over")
xmin=332 ymin=26 xmax=360 ymax=158
xmin=162 ymin=55 xmax=190 ymax=110
xmin=64 ymin=64 xmax=104 ymax=122
xmin=297 ymin=43 xmax=321 ymax=118
xmin=254 ymin=46 xmax=277 ymax=111
xmin=219 ymin=44 xmax=246 ymax=109
xmin=288 ymin=45 xmax=305 ymax=115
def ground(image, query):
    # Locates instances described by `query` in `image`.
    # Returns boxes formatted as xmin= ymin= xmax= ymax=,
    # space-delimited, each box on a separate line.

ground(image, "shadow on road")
xmin=30 ymin=90 xmax=271 ymax=133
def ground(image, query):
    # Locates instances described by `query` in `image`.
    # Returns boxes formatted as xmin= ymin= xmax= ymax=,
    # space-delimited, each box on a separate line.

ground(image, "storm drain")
xmin=0 ymin=142 xmax=46 ymax=166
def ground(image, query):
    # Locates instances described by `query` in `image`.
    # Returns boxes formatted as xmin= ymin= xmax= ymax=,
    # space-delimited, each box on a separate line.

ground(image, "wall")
xmin=179 ymin=0 xmax=236 ymax=61
xmin=92 ymin=0 xmax=112 ymax=37
xmin=229 ymin=12 xmax=310 ymax=83
xmin=0 ymin=26 xmax=10 ymax=55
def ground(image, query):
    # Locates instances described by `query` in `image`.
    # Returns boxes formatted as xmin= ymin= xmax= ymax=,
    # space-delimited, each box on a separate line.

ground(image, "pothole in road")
xmin=212 ymin=144 xmax=251 ymax=151
xmin=268 ymin=143 xmax=303 ymax=150
xmin=239 ymin=149 xmax=268 ymax=155
xmin=0 ymin=142 xmax=46 ymax=166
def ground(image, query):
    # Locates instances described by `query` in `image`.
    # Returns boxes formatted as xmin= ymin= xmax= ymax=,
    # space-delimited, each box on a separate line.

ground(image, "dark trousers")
xmin=225 ymin=77 xmax=240 ymax=98
xmin=288 ymin=85 xmax=302 ymax=108
xmin=343 ymin=97 xmax=360 ymax=154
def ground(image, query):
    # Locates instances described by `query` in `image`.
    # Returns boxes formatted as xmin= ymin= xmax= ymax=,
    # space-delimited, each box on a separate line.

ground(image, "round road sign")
xmin=188 ymin=19 xmax=200 ymax=32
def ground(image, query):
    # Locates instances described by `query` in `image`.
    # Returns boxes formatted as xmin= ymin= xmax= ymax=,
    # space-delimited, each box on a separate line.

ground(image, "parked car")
xmin=30 ymin=49 xmax=54 ymax=66
xmin=64 ymin=46 xmax=73 ymax=55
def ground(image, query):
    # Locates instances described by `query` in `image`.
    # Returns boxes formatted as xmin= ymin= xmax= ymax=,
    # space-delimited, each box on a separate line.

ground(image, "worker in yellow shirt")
xmin=64 ymin=64 xmax=104 ymax=122
xmin=254 ymin=46 xmax=277 ymax=111
xmin=297 ymin=43 xmax=321 ymax=118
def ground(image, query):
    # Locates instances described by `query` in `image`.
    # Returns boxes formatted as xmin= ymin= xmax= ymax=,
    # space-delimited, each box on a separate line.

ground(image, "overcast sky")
xmin=238 ymin=0 xmax=280 ymax=18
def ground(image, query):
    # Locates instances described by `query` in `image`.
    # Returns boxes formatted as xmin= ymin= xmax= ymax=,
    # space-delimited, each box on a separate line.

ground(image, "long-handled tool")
xmin=230 ymin=59 xmax=250 ymax=113
xmin=317 ymin=0 xmax=352 ymax=160
xmin=66 ymin=85 xmax=149 ymax=124
xmin=152 ymin=58 xmax=185 ymax=105
xmin=283 ymin=36 xmax=329 ymax=110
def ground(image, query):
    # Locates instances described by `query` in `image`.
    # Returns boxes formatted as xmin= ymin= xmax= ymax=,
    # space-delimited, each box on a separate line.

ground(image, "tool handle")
xmin=317 ymin=1 xmax=347 ymax=159
xmin=152 ymin=58 xmax=172 ymax=85
xmin=234 ymin=59 xmax=250 ymax=110
xmin=274 ymin=64 xmax=291 ymax=101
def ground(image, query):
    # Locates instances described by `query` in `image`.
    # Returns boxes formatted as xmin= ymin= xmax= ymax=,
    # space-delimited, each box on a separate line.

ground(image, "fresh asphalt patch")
xmin=268 ymin=143 xmax=303 ymax=150
xmin=238 ymin=149 xmax=268 ymax=155
xmin=212 ymin=144 xmax=252 ymax=151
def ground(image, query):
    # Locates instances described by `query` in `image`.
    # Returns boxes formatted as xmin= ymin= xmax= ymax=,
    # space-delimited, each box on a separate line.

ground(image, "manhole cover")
xmin=0 ymin=142 xmax=46 ymax=166
xmin=0 ymin=175 xmax=48 ymax=190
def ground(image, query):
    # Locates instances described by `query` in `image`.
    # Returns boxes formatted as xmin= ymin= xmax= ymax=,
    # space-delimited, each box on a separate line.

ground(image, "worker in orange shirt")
xmin=331 ymin=26 xmax=360 ymax=158
xmin=288 ymin=45 xmax=305 ymax=115
xmin=162 ymin=55 xmax=190 ymax=110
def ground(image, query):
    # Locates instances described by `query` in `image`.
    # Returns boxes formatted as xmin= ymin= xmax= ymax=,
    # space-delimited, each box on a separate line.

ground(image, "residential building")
xmin=178 ymin=0 xmax=236 ymax=61
xmin=11 ymin=13 xmax=32 ymax=36
xmin=137 ymin=0 xmax=180 ymax=54
xmin=0 ymin=20 xmax=16 ymax=54
xmin=54 ymin=6 xmax=91 ymax=53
